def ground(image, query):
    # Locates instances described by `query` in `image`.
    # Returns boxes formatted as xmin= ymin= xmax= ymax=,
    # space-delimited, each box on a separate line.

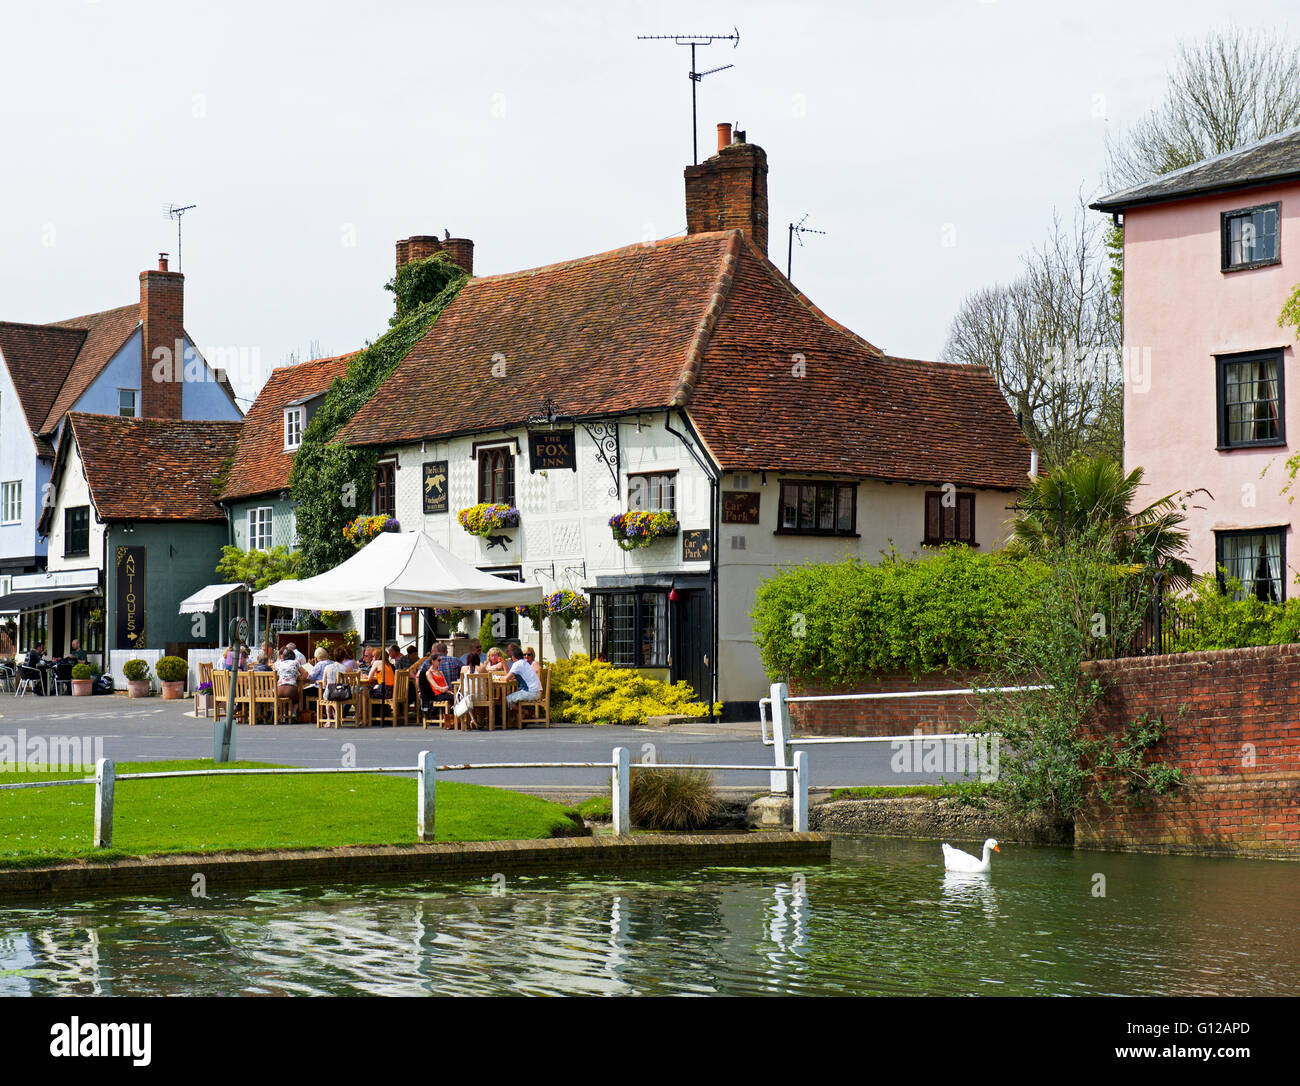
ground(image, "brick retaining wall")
xmin=789 ymin=671 xmax=987 ymax=736
xmin=1079 ymin=644 xmax=1300 ymax=858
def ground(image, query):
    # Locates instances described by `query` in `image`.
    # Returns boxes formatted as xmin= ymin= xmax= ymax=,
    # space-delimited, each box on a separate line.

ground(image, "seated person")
xmin=504 ymin=643 xmax=543 ymax=721
xmin=274 ymin=648 xmax=308 ymax=722
xmin=249 ymin=650 xmax=273 ymax=673
xmin=434 ymin=641 xmax=463 ymax=687
xmin=478 ymin=646 xmax=507 ymax=674
xmin=461 ymin=639 xmax=482 ymax=670
xmin=66 ymin=639 xmax=88 ymax=664
xmin=307 ymin=645 xmax=331 ymax=684
xmin=285 ymin=641 xmax=307 ymax=665
xmin=366 ymin=652 xmax=395 ymax=701
xmin=410 ymin=649 xmax=452 ymax=714
xmin=400 ymin=643 xmax=419 ymax=669
xmin=339 ymin=646 xmax=358 ymax=672
xmin=24 ymin=643 xmax=45 ymax=670
xmin=523 ymin=646 xmax=542 ymax=679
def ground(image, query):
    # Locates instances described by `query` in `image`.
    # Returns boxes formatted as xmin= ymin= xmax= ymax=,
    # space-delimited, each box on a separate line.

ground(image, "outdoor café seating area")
xmin=200 ymin=659 xmax=552 ymax=731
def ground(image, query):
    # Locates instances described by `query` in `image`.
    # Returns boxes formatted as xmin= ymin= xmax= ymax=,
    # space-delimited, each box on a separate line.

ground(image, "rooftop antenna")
xmin=637 ymin=28 xmax=740 ymax=164
xmin=163 ymin=203 xmax=197 ymax=271
xmin=787 ymin=213 xmax=827 ymax=282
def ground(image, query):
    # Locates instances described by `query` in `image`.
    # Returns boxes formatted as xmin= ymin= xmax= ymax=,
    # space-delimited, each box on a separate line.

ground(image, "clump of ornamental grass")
xmin=629 ymin=765 xmax=719 ymax=831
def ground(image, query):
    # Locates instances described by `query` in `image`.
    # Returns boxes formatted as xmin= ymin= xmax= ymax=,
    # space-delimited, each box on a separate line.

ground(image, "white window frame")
xmin=118 ymin=388 xmax=138 ymax=418
xmin=1 ymin=481 xmax=21 ymax=525
xmin=284 ymin=406 xmax=304 ymax=451
xmin=248 ymin=506 xmax=274 ymax=551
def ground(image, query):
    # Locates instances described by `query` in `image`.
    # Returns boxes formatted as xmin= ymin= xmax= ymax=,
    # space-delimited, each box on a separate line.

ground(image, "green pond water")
xmin=1 ymin=837 xmax=1296 ymax=996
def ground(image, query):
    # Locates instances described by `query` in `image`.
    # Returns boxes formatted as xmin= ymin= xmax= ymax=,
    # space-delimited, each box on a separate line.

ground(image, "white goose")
xmin=941 ymin=838 xmax=1000 ymax=873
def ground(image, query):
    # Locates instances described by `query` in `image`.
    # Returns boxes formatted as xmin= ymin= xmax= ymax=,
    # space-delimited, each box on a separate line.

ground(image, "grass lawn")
xmin=0 ymin=760 xmax=585 ymax=868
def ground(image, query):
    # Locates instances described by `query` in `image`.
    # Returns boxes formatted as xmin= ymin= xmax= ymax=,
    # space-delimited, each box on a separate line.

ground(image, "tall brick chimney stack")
xmin=139 ymin=253 xmax=185 ymax=419
xmin=684 ymin=123 xmax=769 ymax=256
xmin=395 ymin=233 xmax=474 ymax=276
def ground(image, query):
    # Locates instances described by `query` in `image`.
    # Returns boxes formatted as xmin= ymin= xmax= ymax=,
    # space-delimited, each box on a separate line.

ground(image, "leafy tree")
xmin=1009 ymin=455 xmax=1193 ymax=590
xmin=215 ymin=545 xmax=301 ymax=591
xmin=1104 ymin=28 xmax=1300 ymax=190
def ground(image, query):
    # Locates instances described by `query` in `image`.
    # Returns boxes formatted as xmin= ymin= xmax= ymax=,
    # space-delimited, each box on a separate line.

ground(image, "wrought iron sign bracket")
xmin=580 ymin=421 xmax=620 ymax=499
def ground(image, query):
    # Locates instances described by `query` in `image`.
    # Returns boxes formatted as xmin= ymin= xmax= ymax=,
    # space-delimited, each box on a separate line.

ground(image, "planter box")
xmin=160 ymin=681 xmax=185 ymax=700
xmin=71 ymin=679 xmax=94 ymax=697
xmin=194 ymin=692 xmax=213 ymax=713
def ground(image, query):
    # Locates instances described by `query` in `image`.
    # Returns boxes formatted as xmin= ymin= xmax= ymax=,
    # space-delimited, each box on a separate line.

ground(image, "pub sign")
xmin=528 ymin=430 xmax=576 ymax=472
xmin=115 ymin=545 xmax=146 ymax=649
xmin=423 ymin=460 xmax=449 ymax=514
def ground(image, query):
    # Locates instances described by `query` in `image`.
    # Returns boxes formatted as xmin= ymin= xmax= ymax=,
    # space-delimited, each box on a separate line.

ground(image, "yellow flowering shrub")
xmin=549 ymin=654 xmax=722 ymax=726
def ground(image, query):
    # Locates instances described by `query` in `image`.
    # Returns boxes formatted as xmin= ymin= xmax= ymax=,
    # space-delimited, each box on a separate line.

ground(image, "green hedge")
xmin=1166 ymin=574 xmax=1300 ymax=652
xmin=751 ymin=547 xmax=1048 ymax=684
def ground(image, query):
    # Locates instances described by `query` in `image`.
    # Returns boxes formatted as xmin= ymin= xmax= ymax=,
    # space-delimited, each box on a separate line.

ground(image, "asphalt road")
xmin=0 ymin=694 xmax=960 ymax=791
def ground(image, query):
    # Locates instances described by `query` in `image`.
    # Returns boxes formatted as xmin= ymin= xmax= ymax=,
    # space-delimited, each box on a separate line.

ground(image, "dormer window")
xmin=1222 ymin=203 xmax=1280 ymax=271
xmin=284 ymin=406 xmax=304 ymax=450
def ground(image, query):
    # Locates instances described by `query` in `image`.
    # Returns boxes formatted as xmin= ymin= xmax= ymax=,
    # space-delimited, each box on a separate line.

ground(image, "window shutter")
xmin=925 ymin=493 xmax=940 ymax=542
xmin=958 ymin=494 xmax=975 ymax=543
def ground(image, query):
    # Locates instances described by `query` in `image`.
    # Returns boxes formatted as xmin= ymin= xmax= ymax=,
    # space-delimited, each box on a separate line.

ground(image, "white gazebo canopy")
xmin=178 ymin=582 xmax=245 ymax=614
xmin=252 ymin=530 xmax=543 ymax=612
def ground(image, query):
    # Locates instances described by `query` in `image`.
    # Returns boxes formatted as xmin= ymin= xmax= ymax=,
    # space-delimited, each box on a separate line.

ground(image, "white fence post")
xmin=611 ymin=746 xmax=631 ymax=836
xmin=770 ymin=682 xmax=792 ymax=795
xmin=792 ymin=750 xmax=809 ymax=832
xmin=417 ymin=750 xmax=436 ymax=842
xmin=94 ymin=758 xmax=115 ymax=848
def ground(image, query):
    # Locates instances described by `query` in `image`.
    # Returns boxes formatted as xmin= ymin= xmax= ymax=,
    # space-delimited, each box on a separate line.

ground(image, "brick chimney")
xmin=684 ymin=123 xmax=768 ymax=255
xmin=139 ymin=253 xmax=185 ymax=419
xmin=395 ymin=233 xmax=474 ymax=276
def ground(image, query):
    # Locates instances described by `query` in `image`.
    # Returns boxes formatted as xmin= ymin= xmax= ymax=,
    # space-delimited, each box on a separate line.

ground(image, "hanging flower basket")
xmin=545 ymin=589 xmax=589 ymax=628
xmin=434 ymin=608 xmax=470 ymax=632
xmin=610 ymin=511 xmax=679 ymax=550
xmin=458 ymin=503 xmax=521 ymax=537
xmin=343 ymin=515 xmax=400 ymax=546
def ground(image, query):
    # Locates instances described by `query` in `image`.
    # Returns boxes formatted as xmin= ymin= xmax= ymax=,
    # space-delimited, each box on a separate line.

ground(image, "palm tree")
xmin=1012 ymin=456 xmax=1193 ymax=588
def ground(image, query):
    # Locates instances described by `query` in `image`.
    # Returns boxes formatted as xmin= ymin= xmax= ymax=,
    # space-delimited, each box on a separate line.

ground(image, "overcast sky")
xmin=1 ymin=0 xmax=1295 ymax=408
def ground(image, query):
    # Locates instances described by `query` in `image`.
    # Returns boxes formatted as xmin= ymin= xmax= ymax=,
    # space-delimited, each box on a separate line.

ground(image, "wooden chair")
xmin=517 ymin=666 xmax=551 ymax=729
xmin=455 ymin=672 xmax=494 ymax=731
xmin=372 ymin=668 xmax=409 ymax=727
xmin=195 ymin=662 xmax=214 ymax=718
xmin=317 ymin=673 xmax=348 ymax=729
xmin=299 ymin=678 xmax=318 ymax=725
xmin=248 ymin=670 xmax=286 ymax=725
xmin=212 ymin=668 xmax=231 ymax=718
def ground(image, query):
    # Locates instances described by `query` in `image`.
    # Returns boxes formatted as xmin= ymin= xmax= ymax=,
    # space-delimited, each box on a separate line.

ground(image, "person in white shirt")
xmin=274 ymin=648 xmax=308 ymax=723
xmin=504 ymin=643 xmax=542 ymax=725
xmin=285 ymin=641 xmax=307 ymax=666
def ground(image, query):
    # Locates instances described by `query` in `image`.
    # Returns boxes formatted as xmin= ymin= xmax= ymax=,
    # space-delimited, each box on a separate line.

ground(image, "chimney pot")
xmin=717 ymin=123 xmax=732 ymax=151
xmin=684 ymin=124 xmax=768 ymax=256
xmin=158 ymin=253 xmax=169 ymax=271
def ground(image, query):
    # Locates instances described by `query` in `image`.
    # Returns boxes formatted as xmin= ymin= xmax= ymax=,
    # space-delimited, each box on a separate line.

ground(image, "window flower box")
xmin=609 ymin=511 xmax=679 ymax=550
xmin=343 ymin=515 xmax=400 ymax=546
xmin=458 ymin=503 xmax=521 ymax=537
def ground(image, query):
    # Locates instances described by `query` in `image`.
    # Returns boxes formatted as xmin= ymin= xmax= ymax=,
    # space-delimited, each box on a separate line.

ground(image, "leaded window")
xmin=778 ymin=481 xmax=856 ymax=535
xmin=1222 ymin=203 xmax=1280 ymax=270
xmin=1218 ymin=350 xmax=1284 ymax=448
xmin=628 ymin=472 xmax=676 ymax=513
xmin=590 ymin=591 xmax=668 ymax=667
xmin=1216 ymin=528 xmax=1285 ymax=602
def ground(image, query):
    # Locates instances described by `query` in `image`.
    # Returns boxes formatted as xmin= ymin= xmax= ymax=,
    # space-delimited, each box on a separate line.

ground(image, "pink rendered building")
xmin=1094 ymin=128 xmax=1300 ymax=601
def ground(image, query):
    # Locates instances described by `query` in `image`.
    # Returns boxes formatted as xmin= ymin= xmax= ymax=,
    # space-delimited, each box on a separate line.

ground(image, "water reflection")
xmin=1 ymin=838 xmax=1297 ymax=996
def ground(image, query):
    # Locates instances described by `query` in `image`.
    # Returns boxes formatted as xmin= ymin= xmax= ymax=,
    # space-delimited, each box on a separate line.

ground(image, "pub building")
xmin=34 ymin=412 xmax=241 ymax=684
xmin=334 ymin=124 xmax=1031 ymax=718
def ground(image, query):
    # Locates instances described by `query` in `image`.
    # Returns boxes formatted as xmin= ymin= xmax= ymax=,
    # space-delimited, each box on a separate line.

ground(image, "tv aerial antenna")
xmin=787 ymin=213 xmax=827 ymax=282
xmin=163 ymin=203 xmax=197 ymax=271
xmin=637 ymin=28 xmax=740 ymax=165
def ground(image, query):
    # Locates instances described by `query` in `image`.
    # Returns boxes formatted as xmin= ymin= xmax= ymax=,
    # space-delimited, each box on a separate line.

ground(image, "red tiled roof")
xmin=63 ymin=413 xmax=243 ymax=521
xmin=41 ymin=304 xmax=142 ymax=431
xmin=339 ymin=230 xmax=1028 ymax=489
xmin=220 ymin=352 xmax=357 ymax=501
xmin=0 ymin=321 xmax=87 ymax=456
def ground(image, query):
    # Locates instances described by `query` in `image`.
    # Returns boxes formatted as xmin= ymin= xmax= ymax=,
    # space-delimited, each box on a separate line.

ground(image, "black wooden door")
xmin=673 ymin=589 xmax=712 ymax=702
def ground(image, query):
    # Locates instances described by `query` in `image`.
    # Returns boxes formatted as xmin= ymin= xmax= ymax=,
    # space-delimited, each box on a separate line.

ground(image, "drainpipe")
xmin=665 ymin=410 xmax=721 ymax=721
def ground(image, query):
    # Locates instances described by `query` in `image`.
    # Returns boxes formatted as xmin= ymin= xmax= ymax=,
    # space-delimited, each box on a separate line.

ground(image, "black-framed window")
xmin=924 ymin=491 xmax=976 ymax=546
xmin=479 ymin=566 xmax=522 ymax=643
xmin=590 ymin=590 xmax=669 ymax=668
xmin=628 ymin=472 xmax=677 ymax=513
xmin=1216 ymin=528 xmax=1286 ymax=602
xmin=1217 ymin=349 xmax=1284 ymax=449
xmin=372 ymin=461 xmax=396 ymax=518
xmin=364 ymin=607 xmax=399 ymax=645
xmin=1222 ymin=202 xmax=1280 ymax=271
xmin=478 ymin=446 xmax=515 ymax=506
xmin=777 ymin=481 xmax=856 ymax=535
xmin=63 ymin=505 xmax=90 ymax=557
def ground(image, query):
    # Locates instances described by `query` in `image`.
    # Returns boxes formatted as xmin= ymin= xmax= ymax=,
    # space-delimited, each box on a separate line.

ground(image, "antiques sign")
xmin=528 ymin=430 xmax=576 ymax=472
xmin=423 ymin=460 xmax=449 ymax=514
xmin=115 ymin=546 xmax=146 ymax=649
xmin=722 ymin=491 xmax=760 ymax=524
xmin=682 ymin=529 xmax=711 ymax=562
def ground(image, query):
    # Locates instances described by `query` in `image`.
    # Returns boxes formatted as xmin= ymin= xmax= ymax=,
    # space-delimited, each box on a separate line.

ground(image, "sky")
xmin=1 ymin=0 xmax=1296 ymax=409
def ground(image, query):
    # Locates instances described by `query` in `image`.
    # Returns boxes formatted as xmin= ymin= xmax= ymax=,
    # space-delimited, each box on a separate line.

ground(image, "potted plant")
xmin=609 ymin=510 xmax=679 ymax=550
xmin=70 ymin=662 xmax=96 ymax=696
xmin=156 ymin=656 xmax=188 ymax=700
xmin=123 ymin=658 xmax=153 ymax=698
xmin=342 ymin=627 xmax=360 ymax=649
xmin=194 ymin=679 xmax=213 ymax=713
xmin=544 ymin=589 xmax=590 ymax=628
xmin=457 ymin=503 xmax=521 ymax=537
